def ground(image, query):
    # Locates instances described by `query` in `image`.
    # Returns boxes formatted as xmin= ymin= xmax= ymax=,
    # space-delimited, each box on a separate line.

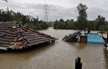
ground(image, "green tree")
xmin=99 ymin=25 xmax=108 ymax=32
xmin=59 ymin=19 xmax=64 ymax=22
xmin=88 ymin=20 xmax=97 ymax=30
xmin=99 ymin=25 xmax=104 ymax=32
xmin=0 ymin=9 xmax=49 ymax=30
xmin=77 ymin=3 xmax=88 ymax=29
xmin=96 ymin=15 xmax=106 ymax=30
xmin=54 ymin=20 xmax=58 ymax=29
xmin=104 ymin=25 xmax=108 ymax=31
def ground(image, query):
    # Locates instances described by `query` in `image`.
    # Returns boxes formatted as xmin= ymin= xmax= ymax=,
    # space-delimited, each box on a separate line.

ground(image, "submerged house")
xmin=0 ymin=22 xmax=56 ymax=50
xmin=84 ymin=33 xmax=105 ymax=43
xmin=62 ymin=30 xmax=105 ymax=44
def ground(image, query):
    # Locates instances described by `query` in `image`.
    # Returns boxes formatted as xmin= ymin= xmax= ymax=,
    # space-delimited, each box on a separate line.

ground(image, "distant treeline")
xmin=54 ymin=17 xmax=108 ymax=31
xmin=54 ymin=3 xmax=108 ymax=31
xmin=0 ymin=8 xmax=49 ymax=30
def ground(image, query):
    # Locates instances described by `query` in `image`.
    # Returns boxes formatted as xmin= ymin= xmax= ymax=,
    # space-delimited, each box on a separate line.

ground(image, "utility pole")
xmin=43 ymin=4 xmax=49 ymax=23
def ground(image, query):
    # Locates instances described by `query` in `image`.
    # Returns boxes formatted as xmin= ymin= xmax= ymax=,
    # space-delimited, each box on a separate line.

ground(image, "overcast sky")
xmin=0 ymin=0 xmax=108 ymax=21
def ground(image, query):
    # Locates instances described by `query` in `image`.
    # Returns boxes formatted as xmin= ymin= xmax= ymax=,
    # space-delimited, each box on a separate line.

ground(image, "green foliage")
xmin=99 ymin=25 xmax=108 ymax=32
xmin=54 ymin=20 xmax=59 ymax=29
xmin=96 ymin=15 xmax=106 ymax=30
xmin=87 ymin=21 xmax=97 ymax=30
xmin=104 ymin=25 xmax=108 ymax=31
xmin=99 ymin=25 xmax=104 ymax=32
xmin=76 ymin=3 xmax=88 ymax=29
xmin=0 ymin=8 xmax=49 ymax=30
xmin=54 ymin=19 xmax=74 ymax=29
xmin=54 ymin=3 xmax=108 ymax=31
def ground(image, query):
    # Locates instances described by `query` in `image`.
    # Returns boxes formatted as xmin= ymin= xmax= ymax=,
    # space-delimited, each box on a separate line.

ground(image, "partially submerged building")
xmin=62 ymin=30 xmax=105 ymax=44
xmin=0 ymin=22 xmax=56 ymax=50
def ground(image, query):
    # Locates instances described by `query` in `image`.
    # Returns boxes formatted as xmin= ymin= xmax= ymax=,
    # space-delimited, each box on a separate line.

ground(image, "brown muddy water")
xmin=0 ymin=27 xmax=108 ymax=69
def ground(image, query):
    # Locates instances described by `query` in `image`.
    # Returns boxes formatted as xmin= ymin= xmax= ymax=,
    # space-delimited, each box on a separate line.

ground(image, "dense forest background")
xmin=0 ymin=3 xmax=108 ymax=31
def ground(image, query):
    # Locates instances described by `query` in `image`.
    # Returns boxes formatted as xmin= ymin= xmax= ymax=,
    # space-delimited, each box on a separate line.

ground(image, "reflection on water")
xmin=0 ymin=27 xmax=108 ymax=69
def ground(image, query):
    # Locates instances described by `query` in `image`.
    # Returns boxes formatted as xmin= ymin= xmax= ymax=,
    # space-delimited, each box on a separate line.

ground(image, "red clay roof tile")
xmin=0 ymin=22 xmax=56 ymax=50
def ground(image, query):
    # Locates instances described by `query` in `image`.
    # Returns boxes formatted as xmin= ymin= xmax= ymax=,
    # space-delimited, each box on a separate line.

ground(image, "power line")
xmin=56 ymin=0 xmax=61 ymax=6
xmin=49 ymin=0 xmax=55 ymax=5
xmin=43 ymin=0 xmax=61 ymax=22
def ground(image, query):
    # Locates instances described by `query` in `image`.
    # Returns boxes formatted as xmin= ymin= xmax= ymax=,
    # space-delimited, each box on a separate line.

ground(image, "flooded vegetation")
xmin=0 ymin=27 xmax=108 ymax=69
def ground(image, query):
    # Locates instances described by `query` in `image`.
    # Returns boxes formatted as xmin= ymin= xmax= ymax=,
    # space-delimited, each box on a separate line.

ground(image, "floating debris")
xmin=0 ymin=22 xmax=57 ymax=50
xmin=62 ymin=30 xmax=82 ymax=42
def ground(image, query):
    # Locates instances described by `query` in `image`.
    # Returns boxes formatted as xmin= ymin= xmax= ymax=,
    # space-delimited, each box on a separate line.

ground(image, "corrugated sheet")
xmin=0 ymin=22 xmax=56 ymax=50
xmin=85 ymin=33 xmax=105 ymax=43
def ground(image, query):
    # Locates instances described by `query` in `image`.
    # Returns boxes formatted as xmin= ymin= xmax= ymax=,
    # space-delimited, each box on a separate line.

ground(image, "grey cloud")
xmin=0 ymin=0 xmax=108 ymax=21
xmin=87 ymin=7 xmax=108 ymax=20
xmin=0 ymin=0 xmax=25 ymax=9
xmin=48 ymin=5 xmax=78 ymax=21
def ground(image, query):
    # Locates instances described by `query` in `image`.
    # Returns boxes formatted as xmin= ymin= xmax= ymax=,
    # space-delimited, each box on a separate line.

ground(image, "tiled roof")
xmin=0 ymin=22 xmax=55 ymax=50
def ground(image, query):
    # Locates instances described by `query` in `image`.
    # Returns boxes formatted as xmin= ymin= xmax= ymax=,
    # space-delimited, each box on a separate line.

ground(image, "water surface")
xmin=0 ymin=27 xmax=108 ymax=69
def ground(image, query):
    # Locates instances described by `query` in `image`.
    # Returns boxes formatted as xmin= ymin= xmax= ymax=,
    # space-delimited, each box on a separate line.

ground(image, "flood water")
xmin=0 ymin=27 xmax=108 ymax=69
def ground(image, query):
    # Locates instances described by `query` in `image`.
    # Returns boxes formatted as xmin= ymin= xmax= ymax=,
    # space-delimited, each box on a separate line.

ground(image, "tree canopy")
xmin=0 ymin=8 xmax=49 ymax=30
xmin=53 ymin=3 xmax=108 ymax=31
xmin=76 ymin=3 xmax=88 ymax=29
